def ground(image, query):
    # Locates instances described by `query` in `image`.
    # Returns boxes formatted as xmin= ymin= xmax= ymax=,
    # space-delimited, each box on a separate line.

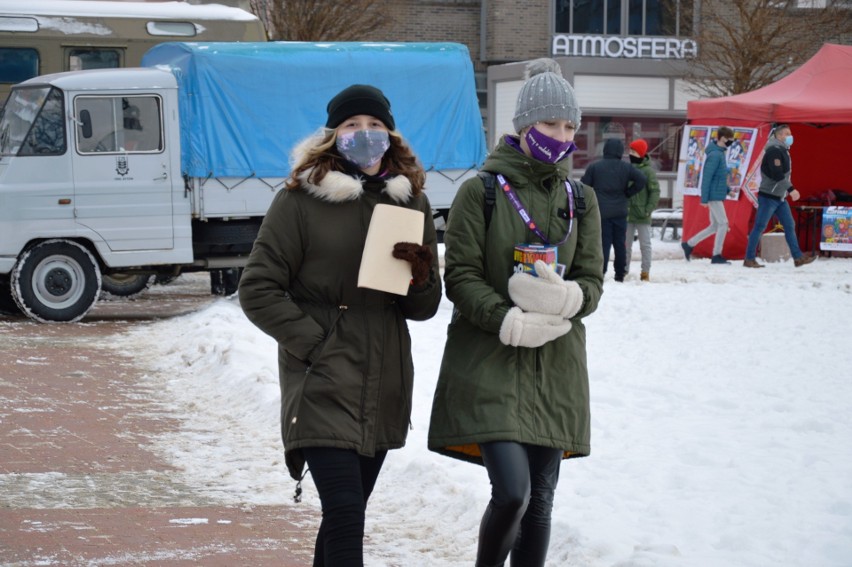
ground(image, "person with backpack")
xmin=580 ymin=138 xmax=646 ymax=282
xmin=428 ymin=58 xmax=604 ymax=567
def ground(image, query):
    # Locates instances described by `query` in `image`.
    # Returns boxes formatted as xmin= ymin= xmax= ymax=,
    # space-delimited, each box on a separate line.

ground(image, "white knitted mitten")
xmin=499 ymin=307 xmax=573 ymax=348
xmin=507 ymin=260 xmax=584 ymax=319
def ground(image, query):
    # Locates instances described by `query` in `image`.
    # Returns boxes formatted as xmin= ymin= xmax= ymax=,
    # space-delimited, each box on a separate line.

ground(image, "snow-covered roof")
xmin=0 ymin=0 xmax=258 ymax=21
xmin=19 ymin=67 xmax=177 ymax=92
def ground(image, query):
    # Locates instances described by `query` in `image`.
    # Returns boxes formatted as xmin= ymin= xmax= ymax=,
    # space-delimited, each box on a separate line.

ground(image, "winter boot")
xmin=681 ymin=242 xmax=693 ymax=261
xmin=794 ymin=253 xmax=816 ymax=267
xmin=711 ymin=255 xmax=731 ymax=265
xmin=640 ymin=271 xmax=650 ymax=282
xmin=743 ymin=258 xmax=764 ymax=268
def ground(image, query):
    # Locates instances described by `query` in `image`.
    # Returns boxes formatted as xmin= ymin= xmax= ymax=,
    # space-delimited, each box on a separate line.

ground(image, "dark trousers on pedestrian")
xmin=601 ymin=216 xmax=628 ymax=280
xmin=476 ymin=442 xmax=563 ymax=567
xmin=302 ymin=447 xmax=388 ymax=567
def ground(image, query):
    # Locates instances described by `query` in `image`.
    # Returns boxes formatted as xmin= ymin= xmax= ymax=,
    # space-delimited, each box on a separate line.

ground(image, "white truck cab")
xmin=0 ymin=42 xmax=486 ymax=322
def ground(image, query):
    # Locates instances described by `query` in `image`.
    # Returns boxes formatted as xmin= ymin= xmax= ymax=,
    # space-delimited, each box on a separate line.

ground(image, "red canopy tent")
xmin=684 ymin=43 xmax=852 ymax=259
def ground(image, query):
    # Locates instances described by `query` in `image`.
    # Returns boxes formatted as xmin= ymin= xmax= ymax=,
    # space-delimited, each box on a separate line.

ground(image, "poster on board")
xmin=820 ymin=206 xmax=852 ymax=252
xmin=676 ymin=125 xmax=758 ymax=199
xmin=677 ymin=126 xmax=709 ymax=196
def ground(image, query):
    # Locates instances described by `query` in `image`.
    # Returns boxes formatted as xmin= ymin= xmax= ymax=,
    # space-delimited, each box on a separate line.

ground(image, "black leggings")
xmin=477 ymin=442 xmax=563 ymax=567
xmin=302 ymin=447 xmax=388 ymax=567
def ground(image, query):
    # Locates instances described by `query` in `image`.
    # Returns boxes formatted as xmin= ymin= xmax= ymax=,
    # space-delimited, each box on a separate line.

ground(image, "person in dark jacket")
xmin=743 ymin=124 xmax=816 ymax=268
xmin=624 ymin=138 xmax=661 ymax=281
xmin=681 ymin=126 xmax=734 ymax=264
xmin=580 ymin=137 xmax=645 ymax=282
xmin=238 ymin=84 xmax=442 ymax=566
xmin=429 ymin=58 xmax=603 ymax=567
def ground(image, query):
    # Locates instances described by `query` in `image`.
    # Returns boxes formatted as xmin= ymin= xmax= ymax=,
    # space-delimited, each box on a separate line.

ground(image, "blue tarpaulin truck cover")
xmin=141 ymin=41 xmax=487 ymax=179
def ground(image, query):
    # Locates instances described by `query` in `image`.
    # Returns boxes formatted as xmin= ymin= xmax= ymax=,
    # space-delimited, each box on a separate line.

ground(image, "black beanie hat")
xmin=325 ymin=84 xmax=395 ymax=130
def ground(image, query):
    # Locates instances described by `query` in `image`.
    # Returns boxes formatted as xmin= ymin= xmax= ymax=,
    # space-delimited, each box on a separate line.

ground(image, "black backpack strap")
xmin=477 ymin=171 xmax=497 ymax=229
xmin=569 ymin=178 xmax=587 ymax=218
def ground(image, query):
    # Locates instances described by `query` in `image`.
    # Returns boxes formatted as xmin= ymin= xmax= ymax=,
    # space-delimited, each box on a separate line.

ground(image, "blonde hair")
xmin=286 ymin=128 xmax=426 ymax=195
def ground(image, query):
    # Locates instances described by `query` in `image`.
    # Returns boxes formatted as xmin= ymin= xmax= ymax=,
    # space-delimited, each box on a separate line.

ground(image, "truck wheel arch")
xmin=11 ymin=239 xmax=103 ymax=323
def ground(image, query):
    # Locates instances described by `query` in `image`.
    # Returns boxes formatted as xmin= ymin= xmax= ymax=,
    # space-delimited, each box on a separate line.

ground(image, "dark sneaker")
xmin=794 ymin=253 xmax=816 ymax=267
xmin=681 ymin=242 xmax=693 ymax=261
xmin=743 ymin=258 xmax=765 ymax=268
xmin=711 ymin=255 xmax=731 ymax=264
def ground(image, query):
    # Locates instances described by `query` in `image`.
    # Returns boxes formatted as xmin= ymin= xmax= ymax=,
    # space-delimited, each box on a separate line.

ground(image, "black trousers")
xmin=302 ymin=447 xmax=388 ymax=567
xmin=477 ymin=442 xmax=563 ymax=567
xmin=601 ymin=216 xmax=628 ymax=279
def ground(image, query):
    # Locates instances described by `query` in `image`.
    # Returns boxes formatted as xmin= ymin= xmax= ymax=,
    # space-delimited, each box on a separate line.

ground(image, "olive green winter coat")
xmin=239 ymin=163 xmax=442 ymax=480
xmin=627 ymin=156 xmax=661 ymax=224
xmin=428 ymin=137 xmax=604 ymax=465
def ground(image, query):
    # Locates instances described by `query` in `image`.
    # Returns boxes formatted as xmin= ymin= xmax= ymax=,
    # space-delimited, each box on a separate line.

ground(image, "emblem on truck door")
xmin=115 ymin=155 xmax=129 ymax=176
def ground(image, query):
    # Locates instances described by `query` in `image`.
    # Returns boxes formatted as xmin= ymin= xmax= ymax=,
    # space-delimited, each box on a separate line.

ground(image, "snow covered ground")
xmin=123 ymin=239 xmax=852 ymax=567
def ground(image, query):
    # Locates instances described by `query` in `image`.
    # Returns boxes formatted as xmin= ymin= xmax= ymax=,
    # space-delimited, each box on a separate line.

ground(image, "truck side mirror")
xmin=80 ymin=110 xmax=92 ymax=139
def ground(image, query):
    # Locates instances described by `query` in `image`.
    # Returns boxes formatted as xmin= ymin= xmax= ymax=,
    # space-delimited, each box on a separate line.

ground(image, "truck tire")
xmin=0 ymin=276 xmax=21 ymax=316
xmin=101 ymin=273 xmax=152 ymax=297
xmin=154 ymin=273 xmax=179 ymax=286
xmin=210 ymin=267 xmax=242 ymax=296
xmin=11 ymin=240 xmax=102 ymax=323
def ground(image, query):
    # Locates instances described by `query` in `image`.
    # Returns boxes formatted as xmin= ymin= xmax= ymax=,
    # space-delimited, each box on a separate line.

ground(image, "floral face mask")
xmin=336 ymin=130 xmax=390 ymax=170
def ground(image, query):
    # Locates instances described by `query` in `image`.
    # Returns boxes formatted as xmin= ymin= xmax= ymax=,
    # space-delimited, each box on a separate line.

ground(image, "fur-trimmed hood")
xmin=291 ymin=133 xmax=413 ymax=204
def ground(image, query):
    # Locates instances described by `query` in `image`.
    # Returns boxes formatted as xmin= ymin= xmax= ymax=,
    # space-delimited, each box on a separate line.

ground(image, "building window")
xmin=556 ymin=0 xmax=694 ymax=36
xmin=0 ymin=48 xmax=39 ymax=84
xmin=573 ymin=115 xmax=681 ymax=174
xmin=68 ymin=48 xmax=121 ymax=72
xmin=146 ymin=21 xmax=198 ymax=37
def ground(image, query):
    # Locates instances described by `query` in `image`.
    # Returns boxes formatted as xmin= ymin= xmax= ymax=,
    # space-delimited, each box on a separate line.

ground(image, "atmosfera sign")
xmin=552 ymin=35 xmax=698 ymax=59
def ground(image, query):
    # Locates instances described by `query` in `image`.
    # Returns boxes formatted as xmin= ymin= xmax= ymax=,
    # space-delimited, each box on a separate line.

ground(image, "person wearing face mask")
xmin=238 ymin=84 xmax=442 ymax=566
xmin=743 ymin=124 xmax=816 ymax=268
xmin=624 ymin=138 xmax=661 ymax=281
xmin=428 ymin=58 xmax=603 ymax=567
xmin=681 ymin=126 xmax=735 ymax=265
xmin=580 ymin=134 xmax=646 ymax=282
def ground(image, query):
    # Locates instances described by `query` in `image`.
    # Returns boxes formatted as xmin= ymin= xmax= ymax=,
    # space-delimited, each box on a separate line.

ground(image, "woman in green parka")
xmin=428 ymin=59 xmax=604 ymax=567
xmin=239 ymin=84 xmax=442 ymax=566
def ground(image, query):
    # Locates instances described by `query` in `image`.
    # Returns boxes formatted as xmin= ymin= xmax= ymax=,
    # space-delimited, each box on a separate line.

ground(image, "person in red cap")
xmin=625 ymin=139 xmax=660 ymax=281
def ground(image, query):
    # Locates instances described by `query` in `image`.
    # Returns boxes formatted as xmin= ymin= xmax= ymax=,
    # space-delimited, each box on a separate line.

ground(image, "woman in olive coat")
xmin=428 ymin=59 xmax=604 ymax=567
xmin=239 ymin=84 xmax=441 ymax=566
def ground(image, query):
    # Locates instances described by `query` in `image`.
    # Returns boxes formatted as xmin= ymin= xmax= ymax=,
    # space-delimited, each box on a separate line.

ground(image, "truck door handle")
xmin=154 ymin=173 xmax=168 ymax=181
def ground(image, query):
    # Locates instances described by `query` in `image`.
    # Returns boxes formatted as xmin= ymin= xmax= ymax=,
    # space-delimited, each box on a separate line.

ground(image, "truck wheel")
xmin=154 ymin=273 xmax=179 ymax=286
xmin=0 ymin=277 xmax=21 ymax=316
xmin=101 ymin=273 xmax=152 ymax=297
xmin=210 ymin=267 xmax=242 ymax=296
xmin=11 ymin=240 xmax=102 ymax=323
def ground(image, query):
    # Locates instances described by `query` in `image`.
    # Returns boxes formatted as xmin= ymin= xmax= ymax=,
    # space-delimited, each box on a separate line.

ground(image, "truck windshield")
xmin=0 ymin=86 xmax=66 ymax=156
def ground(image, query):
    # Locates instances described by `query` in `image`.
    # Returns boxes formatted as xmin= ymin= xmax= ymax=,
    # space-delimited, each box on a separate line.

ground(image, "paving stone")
xmin=0 ymin=278 xmax=317 ymax=566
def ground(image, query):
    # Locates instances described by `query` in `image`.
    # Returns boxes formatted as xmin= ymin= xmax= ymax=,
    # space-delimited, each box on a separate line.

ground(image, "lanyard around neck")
xmin=495 ymin=173 xmax=574 ymax=246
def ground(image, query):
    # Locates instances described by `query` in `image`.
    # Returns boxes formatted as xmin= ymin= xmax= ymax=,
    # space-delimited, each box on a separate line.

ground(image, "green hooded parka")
xmin=428 ymin=137 xmax=604 ymax=465
xmin=239 ymin=143 xmax=442 ymax=480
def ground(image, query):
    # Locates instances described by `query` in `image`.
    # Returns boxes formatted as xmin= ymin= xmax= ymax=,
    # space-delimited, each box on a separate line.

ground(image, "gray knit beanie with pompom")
xmin=512 ymin=58 xmax=581 ymax=133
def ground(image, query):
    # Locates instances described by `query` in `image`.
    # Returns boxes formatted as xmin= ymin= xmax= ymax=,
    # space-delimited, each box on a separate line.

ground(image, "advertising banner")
xmin=820 ymin=206 xmax=852 ymax=251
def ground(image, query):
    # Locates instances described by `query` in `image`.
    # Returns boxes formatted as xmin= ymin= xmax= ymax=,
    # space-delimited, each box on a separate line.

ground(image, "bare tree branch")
xmin=683 ymin=0 xmax=852 ymax=97
xmin=264 ymin=0 xmax=393 ymax=41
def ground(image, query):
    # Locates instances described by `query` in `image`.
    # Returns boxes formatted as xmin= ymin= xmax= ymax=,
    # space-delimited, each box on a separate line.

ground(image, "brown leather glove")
xmin=392 ymin=242 xmax=433 ymax=287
